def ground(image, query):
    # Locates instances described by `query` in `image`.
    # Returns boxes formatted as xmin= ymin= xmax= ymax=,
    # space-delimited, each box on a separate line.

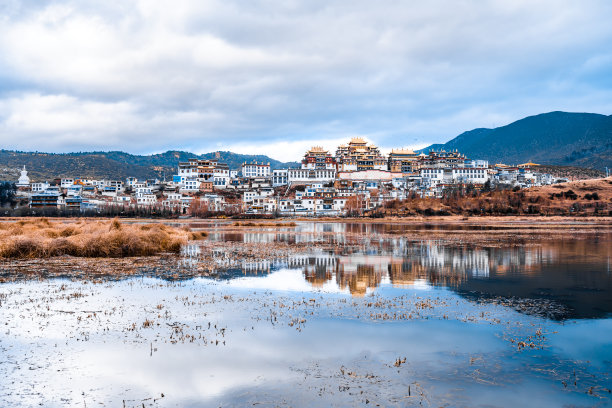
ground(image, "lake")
xmin=1 ymin=221 xmax=611 ymax=407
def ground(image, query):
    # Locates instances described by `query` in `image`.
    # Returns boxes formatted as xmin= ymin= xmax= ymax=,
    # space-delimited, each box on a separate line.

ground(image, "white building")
xmin=213 ymin=166 xmax=230 ymax=189
xmin=61 ymin=178 xmax=75 ymax=188
xmin=249 ymin=196 xmax=277 ymax=213
xmin=113 ymin=195 xmax=132 ymax=204
xmin=180 ymin=178 xmax=201 ymax=193
xmin=126 ymin=177 xmax=139 ymax=188
xmin=272 ymin=169 xmax=288 ymax=186
xmin=243 ymin=191 xmax=258 ymax=203
xmin=135 ymin=187 xmax=153 ymax=196
xmin=178 ymin=159 xmax=200 ymax=178
xmin=242 ymin=162 xmax=271 ymax=178
xmin=419 ymin=168 xmax=444 ymax=185
xmin=288 ymin=168 xmax=336 ymax=185
xmin=243 ymin=189 xmax=273 ymax=203
xmin=451 ymin=168 xmax=489 ymax=184
xmin=136 ymin=194 xmax=157 ymax=206
xmin=201 ymin=194 xmax=226 ymax=212
xmin=31 ymin=182 xmax=50 ymax=193
xmin=66 ymin=185 xmax=83 ymax=197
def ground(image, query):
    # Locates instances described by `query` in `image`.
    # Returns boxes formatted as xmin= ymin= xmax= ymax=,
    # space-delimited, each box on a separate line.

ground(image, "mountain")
xmin=0 ymin=150 xmax=299 ymax=182
xmin=418 ymin=112 xmax=612 ymax=170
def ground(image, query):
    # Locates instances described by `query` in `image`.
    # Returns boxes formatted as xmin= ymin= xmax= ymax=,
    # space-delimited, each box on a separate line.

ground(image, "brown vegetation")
xmin=188 ymin=230 xmax=209 ymax=240
xmin=379 ymin=177 xmax=612 ymax=217
xmin=537 ymin=165 xmax=604 ymax=180
xmin=0 ymin=218 xmax=200 ymax=258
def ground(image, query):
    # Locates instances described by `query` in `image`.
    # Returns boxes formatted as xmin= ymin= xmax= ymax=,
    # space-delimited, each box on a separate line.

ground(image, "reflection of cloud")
xmin=4 ymin=295 xmax=507 ymax=406
xmin=227 ymin=268 xmax=348 ymax=294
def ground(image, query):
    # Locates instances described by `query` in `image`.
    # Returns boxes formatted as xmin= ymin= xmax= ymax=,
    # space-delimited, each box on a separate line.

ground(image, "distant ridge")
xmin=0 ymin=150 xmax=299 ymax=182
xmin=2 ymin=111 xmax=610 ymax=181
xmin=418 ymin=111 xmax=612 ymax=170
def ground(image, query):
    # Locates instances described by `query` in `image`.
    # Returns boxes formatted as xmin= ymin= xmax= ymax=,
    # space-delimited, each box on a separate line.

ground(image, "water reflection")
xmin=206 ymin=233 xmax=612 ymax=319
xmin=2 ymin=221 xmax=611 ymax=407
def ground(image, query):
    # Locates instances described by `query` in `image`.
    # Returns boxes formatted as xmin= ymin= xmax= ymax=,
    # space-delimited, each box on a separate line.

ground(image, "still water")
xmin=0 ymin=222 xmax=611 ymax=407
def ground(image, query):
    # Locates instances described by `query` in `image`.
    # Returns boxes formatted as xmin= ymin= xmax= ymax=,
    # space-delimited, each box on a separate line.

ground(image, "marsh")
xmin=0 ymin=221 xmax=610 ymax=407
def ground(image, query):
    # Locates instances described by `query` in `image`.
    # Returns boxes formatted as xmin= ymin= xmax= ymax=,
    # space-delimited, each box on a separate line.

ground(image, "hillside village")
xmin=13 ymin=138 xmax=572 ymax=216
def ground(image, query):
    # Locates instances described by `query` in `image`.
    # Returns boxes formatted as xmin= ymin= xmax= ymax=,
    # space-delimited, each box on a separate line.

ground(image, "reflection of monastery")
xmin=194 ymin=226 xmax=611 ymax=317
xmin=230 ymin=243 xmax=552 ymax=297
xmin=209 ymin=236 xmax=612 ymax=318
xmin=208 ymin=230 xmax=347 ymax=246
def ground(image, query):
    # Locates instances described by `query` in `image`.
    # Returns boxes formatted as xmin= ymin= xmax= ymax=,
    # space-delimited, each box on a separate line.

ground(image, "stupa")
xmin=16 ymin=165 xmax=30 ymax=188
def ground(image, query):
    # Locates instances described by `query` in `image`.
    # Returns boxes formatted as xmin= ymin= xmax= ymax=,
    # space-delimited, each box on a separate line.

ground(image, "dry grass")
xmin=188 ymin=231 xmax=209 ymax=240
xmin=380 ymin=177 xmax=612 ymax=217
xmin=0 ymin=218 xmax=197 ymax=259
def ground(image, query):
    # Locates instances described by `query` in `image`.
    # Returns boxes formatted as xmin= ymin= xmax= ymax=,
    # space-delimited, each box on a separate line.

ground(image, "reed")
xmin=0 ymin=218 xmax=200 ymax=259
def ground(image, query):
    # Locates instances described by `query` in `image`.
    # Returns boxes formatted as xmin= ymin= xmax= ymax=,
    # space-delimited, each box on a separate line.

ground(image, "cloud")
xmin=0 ymin=0 xmax=611 ymax=160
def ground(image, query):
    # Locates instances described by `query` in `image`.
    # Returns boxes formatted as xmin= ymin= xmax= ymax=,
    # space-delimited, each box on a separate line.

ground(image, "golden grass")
xmin=189 ymin=231 xmax=209 ymax=240
xmin=0 ymin=218 xmax=199 ymax=259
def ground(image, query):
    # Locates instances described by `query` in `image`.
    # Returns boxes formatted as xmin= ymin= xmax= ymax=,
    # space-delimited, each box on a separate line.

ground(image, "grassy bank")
xmin=378 ymin=177 xmax=612 ymax=217
xmin=0 ymin=219 xmax=204 ymax=258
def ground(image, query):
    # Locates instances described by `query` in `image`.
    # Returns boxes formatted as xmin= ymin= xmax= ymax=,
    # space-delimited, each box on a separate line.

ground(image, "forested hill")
xmin=418 ymin=111 xmax=612 ymax=170
xmin=0 ymin=150 xmax=299 ymax=182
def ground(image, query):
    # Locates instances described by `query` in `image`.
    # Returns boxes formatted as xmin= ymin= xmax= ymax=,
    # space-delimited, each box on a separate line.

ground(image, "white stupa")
xmin=16 ymin=165 xmax=30 ymax=188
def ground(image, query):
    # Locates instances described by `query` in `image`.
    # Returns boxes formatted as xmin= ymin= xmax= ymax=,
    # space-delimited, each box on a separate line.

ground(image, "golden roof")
xmin=390 ymin=148 xmax=417 ymax=155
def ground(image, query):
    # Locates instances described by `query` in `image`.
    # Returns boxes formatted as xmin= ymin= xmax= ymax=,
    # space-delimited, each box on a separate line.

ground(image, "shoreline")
xmin=1 ymin=215 xmax=612 ymax=223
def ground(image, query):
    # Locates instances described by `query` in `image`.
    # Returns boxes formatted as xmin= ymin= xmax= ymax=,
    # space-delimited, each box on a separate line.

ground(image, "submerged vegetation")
xmin=0 ymin=218 xmax=205 ymax=258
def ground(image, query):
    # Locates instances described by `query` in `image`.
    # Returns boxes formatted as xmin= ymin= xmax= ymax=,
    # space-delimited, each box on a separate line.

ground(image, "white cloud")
xmin=0 ymin=0 xmax=611 ymax=159
xmin=0 ymin=93 xmax=226 ymax=152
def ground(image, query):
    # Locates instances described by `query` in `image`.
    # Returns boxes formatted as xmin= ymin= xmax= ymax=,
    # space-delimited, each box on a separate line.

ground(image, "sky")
xmin=1 ymin=1 xmax=612 ymax=161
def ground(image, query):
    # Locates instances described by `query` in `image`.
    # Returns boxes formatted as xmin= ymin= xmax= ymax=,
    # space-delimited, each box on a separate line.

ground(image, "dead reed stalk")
xmin=0 ymin=218 xmax=201 ymax=259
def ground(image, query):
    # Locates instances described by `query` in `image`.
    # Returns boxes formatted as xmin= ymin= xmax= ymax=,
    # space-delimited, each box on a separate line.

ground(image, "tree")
xmin=189 ymin=198 xmax=210 ymax=218
xmin=482 ymin=179 xmax=492 ymax=192
xmin=344 ymin=195 xmax=361 ymax=217
xmin=0 ymin=182 xmax=16 ymax=207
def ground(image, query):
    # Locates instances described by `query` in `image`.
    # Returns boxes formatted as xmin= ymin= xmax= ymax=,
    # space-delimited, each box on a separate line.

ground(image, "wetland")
xmin=0 ymin=219 xmax=611 ymax=407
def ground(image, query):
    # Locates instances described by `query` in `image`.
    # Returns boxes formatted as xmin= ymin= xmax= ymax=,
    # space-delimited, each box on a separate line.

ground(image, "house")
xmin=180 ymin=178 xmax=200 ymax=193
xmin=213 ymin=164 xmax=230 ymax=189
xmin=242 ymin=162 xmax=271 ymax=178
xmin=31 ymin=182 xmax=50 ymax=193
xmin=136 ymin=194 xmax=157 ymax=206
xmin=451 ymin=168 xmax=489 ymax=184
xmin=126 ymin=177 xmax=139 ymax=188
xmin=272 ymin=169 xmax=288 ymax=186
xmin=29 ymin=192 xmax=64 ymax=208
xmin=65 ymin=196 xmax=82 ymax=210
xmin=66 ymin=185 xmax=83 ymax=196
xmin=61 ymin=178 xmax=75 ymax=188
